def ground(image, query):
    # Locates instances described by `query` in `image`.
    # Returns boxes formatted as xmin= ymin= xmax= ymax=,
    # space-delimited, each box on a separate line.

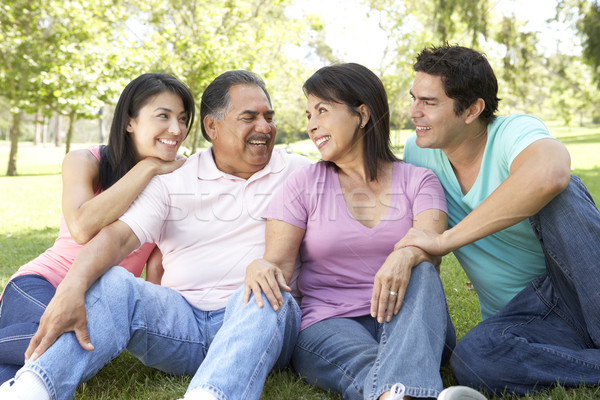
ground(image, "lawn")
xmin=0 ymin=121 xmax=599 ymax=399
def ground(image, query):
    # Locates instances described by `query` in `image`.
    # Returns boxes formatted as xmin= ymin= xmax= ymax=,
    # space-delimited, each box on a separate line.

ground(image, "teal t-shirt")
xmin=404 ymin=114 xmax=552 ymax=319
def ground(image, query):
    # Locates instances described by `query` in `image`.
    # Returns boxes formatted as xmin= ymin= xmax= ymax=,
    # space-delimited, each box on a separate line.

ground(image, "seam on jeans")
xmin=536 ymin=343 xmax=600 ymax=370
xmin=6 ymin=280 xmax=48 ymax=310
xmin=0 ymin=333 xmax=34 ymax=344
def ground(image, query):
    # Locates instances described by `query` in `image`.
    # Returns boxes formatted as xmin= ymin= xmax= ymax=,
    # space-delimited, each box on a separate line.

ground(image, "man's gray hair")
xmin=200 ymin=70 xmax=271 ymax=142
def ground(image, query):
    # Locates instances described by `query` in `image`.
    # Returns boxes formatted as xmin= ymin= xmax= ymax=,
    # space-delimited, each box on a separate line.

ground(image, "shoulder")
xmin=288 ymin=159 xmax=328 ymax=176
xmin=274 ymin=148 xmax=311 ymax=171
xmin=395 ymin=161 xmax=440 ymax=186
xmin=490 ymin=114 xmax=550 ymax=137
xmin=62 ymin=148 xmax=100 ymax=171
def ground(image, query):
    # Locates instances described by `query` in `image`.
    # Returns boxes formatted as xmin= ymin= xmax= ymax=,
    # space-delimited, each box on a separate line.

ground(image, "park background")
xmin=1 ymin=0 xmax=600 ymax=398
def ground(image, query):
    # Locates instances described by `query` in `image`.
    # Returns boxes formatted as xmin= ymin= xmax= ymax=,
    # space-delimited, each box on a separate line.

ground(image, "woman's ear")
xmin=126 ymin=119 xmax=134 ymax=133
xmin=204 ymin=115 xmax=218 ymax=141
xmin=357 ymin=104 xmax=371 ymax=128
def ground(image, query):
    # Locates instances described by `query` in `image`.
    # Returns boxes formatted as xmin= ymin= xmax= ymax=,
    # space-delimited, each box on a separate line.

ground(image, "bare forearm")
xmin=60 ymin=223 xmax=139 ymax=293
xmin=68 ymin=161 xmax=161 ymax=243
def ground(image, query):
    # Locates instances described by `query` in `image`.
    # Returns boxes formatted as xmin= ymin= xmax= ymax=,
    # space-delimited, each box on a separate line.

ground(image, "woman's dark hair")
xmin=303 ymin=63 xmax=397 ymax=181
xmin=200 ymin=70 xmax=270 ymax=142
xmin=414 ymin=44 xmax=500 ymax=124
xmin=99 ymin=73 xmax=195 ymax=189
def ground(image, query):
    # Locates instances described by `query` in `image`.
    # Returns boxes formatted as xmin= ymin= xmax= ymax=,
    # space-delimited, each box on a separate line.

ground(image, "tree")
xmin=362 ymin=0 xmax=599 ymax=127
xmin=0 ymin=0 xmax=137 ymax=174
xmin=581 ymin=2 xmax=600 ymax=84
xmin=134 ymin=0 xmax=323 ymax=150
xmin=0 ymin=1 xmax=49 ymax=175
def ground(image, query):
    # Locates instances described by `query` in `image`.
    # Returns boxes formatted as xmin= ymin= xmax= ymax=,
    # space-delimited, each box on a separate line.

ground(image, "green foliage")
xmin=581 ymin=2 xmax=600 ymax=84
xmin=363 ymin=0 xmax=599 ymax=129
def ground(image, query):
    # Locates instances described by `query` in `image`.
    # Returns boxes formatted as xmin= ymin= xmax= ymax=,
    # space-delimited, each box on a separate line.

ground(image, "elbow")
xmin=69 ymin=224 xmax=96 ymax=245
xmin=539 ymin=164 xmax=571 ymax=200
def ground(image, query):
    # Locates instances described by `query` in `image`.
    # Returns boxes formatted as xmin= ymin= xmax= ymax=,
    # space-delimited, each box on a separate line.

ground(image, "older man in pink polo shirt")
xmin=1 ymin=70 xmax=309 ymax=400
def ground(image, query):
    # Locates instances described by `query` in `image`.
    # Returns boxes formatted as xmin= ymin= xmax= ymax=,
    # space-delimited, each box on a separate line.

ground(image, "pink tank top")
xmin=9 ymin=146 xmax=155 ymax=287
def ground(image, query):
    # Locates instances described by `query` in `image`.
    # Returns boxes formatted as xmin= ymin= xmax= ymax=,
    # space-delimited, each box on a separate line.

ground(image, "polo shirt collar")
xmin=197 ymin=147 xmax=285 ymax=181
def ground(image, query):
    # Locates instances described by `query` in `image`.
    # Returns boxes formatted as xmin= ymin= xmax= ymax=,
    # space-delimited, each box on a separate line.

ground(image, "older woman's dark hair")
xmin=200 ymin=70 xmax=271 ymax=141
xmin=99 ymin=73 xmax=196 ymax=190
xmin=303 ymin=63 xmax=397 ymax=181
xmin=414 ymin=44 xmax=500 ymax=124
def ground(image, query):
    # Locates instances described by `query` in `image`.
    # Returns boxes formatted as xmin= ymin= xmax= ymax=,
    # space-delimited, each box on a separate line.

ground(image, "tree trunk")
xmin=65 ymin=111 xmax=76 ymax=154
xmin=33 ymin=111 xmax=42 ymax=146
xmin=42 ymin=116 xmax=49 ymax=144
xmin=54 ymin=114 xmax=62 ymax=147
xmin=6 ymin=112 xmax=21 ymax=176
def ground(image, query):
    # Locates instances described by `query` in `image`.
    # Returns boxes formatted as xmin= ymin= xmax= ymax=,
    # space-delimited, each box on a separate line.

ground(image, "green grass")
xmin=1 ymin=123 xmax=599 ymax=399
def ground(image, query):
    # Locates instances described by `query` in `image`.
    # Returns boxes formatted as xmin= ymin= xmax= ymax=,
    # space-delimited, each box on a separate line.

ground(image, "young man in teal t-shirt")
xmin=399 ymin=44 xmax=600 ymax=397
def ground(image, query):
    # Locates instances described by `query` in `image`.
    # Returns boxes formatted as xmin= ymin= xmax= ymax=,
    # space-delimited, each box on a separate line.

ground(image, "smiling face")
xmin=206 ymin=84 xmax=276 ymax=179
xmin=306 ymin=94 xmax=364 ymax=165
xmin=127 ymin=91 xmax=187 ymax=161
xmin=409 ymin=71 xmax=471 ymax=150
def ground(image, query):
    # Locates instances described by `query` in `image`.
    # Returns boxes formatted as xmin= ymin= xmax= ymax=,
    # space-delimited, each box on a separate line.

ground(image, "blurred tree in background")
xmin=1 ymin=0 xmax=599 ymax=174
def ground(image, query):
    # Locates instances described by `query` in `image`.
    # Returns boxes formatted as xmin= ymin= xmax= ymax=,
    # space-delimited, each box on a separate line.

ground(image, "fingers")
xmin=371 ymin=269 xmax=411 ymax=323
xmin=25 ymin=329 xmax=43 ymax=362
xmin=74 ymin=324 xmax=94 ymax=352
xmin=370 ymin=280 xmax=394 ymax=323
xmin=274 ymin=269 xmax=291 ymax=293
xmin=244 ymin=260 xmax=287 ymax=311
xmin=243 ymin=283 xmax=252 ymax=305
xmin=256 ymin=272 xmax=284 ymax=310
xmin=26 ymin=326 xmax=59 ymax=362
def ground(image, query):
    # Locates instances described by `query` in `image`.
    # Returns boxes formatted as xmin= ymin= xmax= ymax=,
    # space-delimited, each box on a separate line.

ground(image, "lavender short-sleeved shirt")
xmin=263 ymin=161 xmax=447 ymax=330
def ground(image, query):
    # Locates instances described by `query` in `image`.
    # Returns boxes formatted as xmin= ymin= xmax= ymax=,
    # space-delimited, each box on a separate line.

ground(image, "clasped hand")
xmin=243 ymin=259 xmax=290 ymax=311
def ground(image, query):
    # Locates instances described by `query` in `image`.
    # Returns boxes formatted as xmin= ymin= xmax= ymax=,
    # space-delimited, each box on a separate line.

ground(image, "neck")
xmin=443 ymin=121 xmax=488 ymax=169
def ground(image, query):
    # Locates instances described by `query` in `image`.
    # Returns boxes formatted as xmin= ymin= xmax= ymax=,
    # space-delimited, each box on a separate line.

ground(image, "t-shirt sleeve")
xmin=119 ymin=176 xmax=169 ymax=246
xmin=498 ymin=115 xmax=553 ymax=167
xmin=411 ymin=167 xmax=448 ymax=216
xmin=262 ymin=167 xmax=310 ymax=230
xmin=403 ymin=134 xmax=418 ymax=164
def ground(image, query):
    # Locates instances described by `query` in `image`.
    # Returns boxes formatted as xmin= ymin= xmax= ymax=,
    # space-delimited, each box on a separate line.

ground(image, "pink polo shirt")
xmin=119 ymin=147 xmax=310 ymax=311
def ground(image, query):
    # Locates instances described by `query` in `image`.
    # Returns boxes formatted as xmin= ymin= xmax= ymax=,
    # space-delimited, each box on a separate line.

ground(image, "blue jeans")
xmin=0 ymin=274 xmax=56 ymax=383
xmin=16 ymin=267 xmax=301 ymax=400
xmin=292 ymin=262 xmax=455 ymax=399
xmin=451 ymin=175 xmax=600 ymax=395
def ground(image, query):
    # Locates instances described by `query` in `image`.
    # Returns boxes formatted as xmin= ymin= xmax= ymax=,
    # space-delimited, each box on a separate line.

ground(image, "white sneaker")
xmin=0 ymin=379 xmax=22 ymax=400
xmin=438 ymin=385 xmax=487 ymax=400
xmin=176 ymin=387 xmax=218 ymax=400
xmin=387 ymin=383 xmax=406 ymax=399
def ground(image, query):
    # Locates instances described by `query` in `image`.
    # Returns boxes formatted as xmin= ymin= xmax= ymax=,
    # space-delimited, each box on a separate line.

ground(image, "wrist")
xmin=393 ymin=246 xmax=420 ymax=265
xmin=440 ymin=229 xmax=457 ymax=253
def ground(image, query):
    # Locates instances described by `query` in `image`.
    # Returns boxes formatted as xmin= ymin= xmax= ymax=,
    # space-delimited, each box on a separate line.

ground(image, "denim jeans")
xmin=451 ymin=175 xmax=600 ymax=395
xmin=16 ymin=267 xmax=301 ymax=400
xmin=0 ymin=274 xmax=56 ymax=383
xmin=292 ymin=262 xmax=456 ymax=400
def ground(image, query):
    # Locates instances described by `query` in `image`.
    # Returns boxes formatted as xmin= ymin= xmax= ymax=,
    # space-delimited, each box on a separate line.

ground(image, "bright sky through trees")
xmin=289 ymin=0 xmax=579 ymax=70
